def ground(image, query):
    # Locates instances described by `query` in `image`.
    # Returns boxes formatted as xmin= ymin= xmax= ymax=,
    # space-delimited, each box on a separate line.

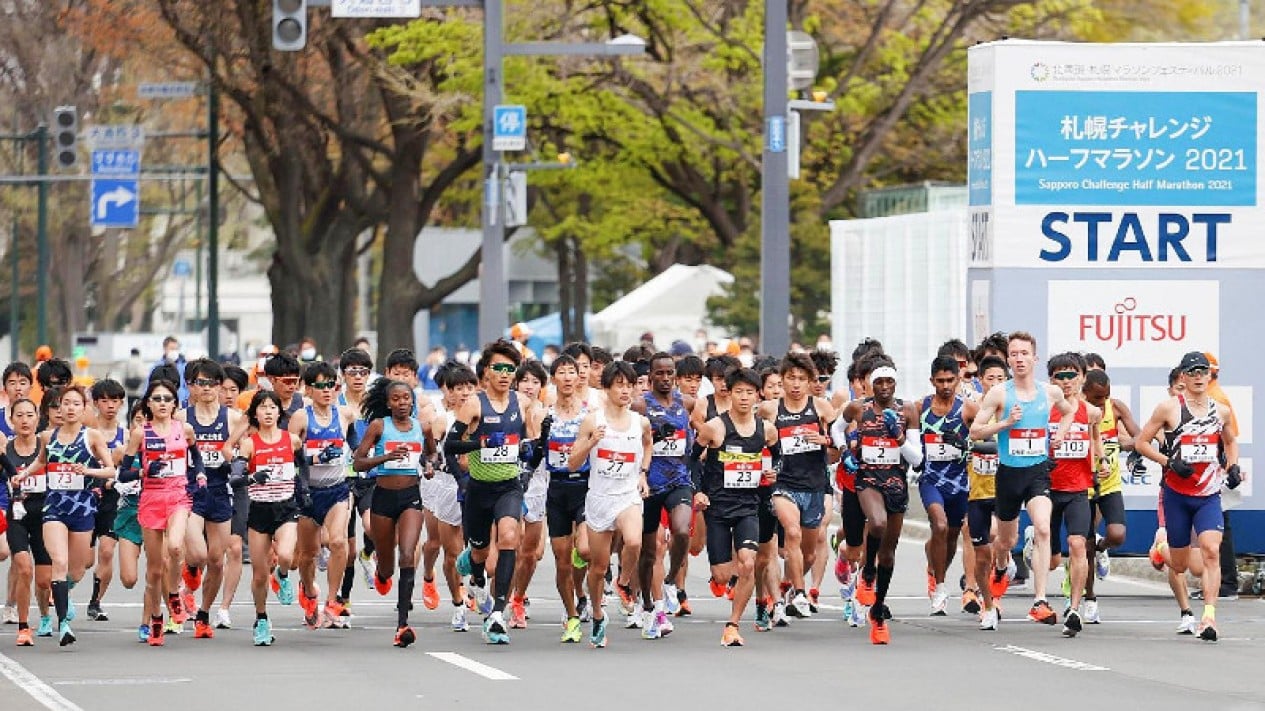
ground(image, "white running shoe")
xmin=979 ymin=607 xmax=999 ymax=631
xmin=2 ymin=604 xmax=17 ymax=625
xmin=848 ymin=601 xmax=867 ymax=628
xmin=930 ymin=585 xmax=949 ymax=616
xmin=788 ymin=592 xmax=813 ymax=618
xmin=1083 ymin=599 xmax=1101 ymax=624
xmin=662 ymin=583 xmax=680 ymax=615
xmin=641 ymin=609 xmax=660 ymax=639
xmin=1095 ymin=546 xmax=1111 ymax=580
xmin=625 ymin=608 xmax=643 ymax=629
xmin=451 ymin=606 xmax=469 ymax=632
xmin=655 ymin=610 xmax=673 ymax=637
xmin=213 ymin=608 xmax=232 ymax=630
xmin=772 ymin=600 xmax=791 ymax=627
xmin=468 ymin=581 xmax=492 ymax=615
xmin=1176 ymin=611 xmax=1198 ymax=635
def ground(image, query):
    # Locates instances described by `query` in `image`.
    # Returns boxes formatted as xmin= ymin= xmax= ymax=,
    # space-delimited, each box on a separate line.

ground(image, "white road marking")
xmin=0 ymin=653 xmax=86 ymax=711
xmin=427 ymin=652 xmax=518 ymax=680
xmin=993 ymin=644 xmax=1109 ymax=671
xmin=54 ymin=678 xmax=192 ymax=686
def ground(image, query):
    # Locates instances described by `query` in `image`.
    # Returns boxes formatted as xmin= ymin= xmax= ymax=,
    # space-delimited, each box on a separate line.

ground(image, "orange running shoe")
xmin=373 ymin=573 xmax=393 ymax=596
xmin=870 ymin=618 xmax=890 ymax=645
xmin=856 ymin=575 xmax=877 ymax=606
xmin=709 ymin=577 xmax=727 ymax=598
xmin=926 ymin=571 xmax=936 ymax=599
xmin=322 ymin=600 xmax=349 ymax=629
xmin=989 ymin=568 xmax=1011 ymax=600
xmin=182 ymin=565 xmax=203 ymax=593
xmin=422 ymin=578 xmax=440 ymax=611
xmin=1149 ymin=542 xmax=1167 ymax=571
xmin=1027 ymin=600 xmax=1058 ymax=625
xmin=393 ymin=625 xmax=416 ymax=648
xmin=169 ymin=594 xmax=187 ymax=626
xmin=508 ymin=597 xmax=527 ymax=629
xmin=300 ymin=587 xmax=320 ymax=629
xmin=194 ymin=619 xmax=214 ymax=639
xmin=15 ymin=627 xmax=33 ymax=646
xmin=270 ymin=572 xmax=281 ymax=595
xmin=675 ymin=598 xmax=692 ymax=617
xmin=721 ymin=623 xmax=744 ymax=647
xmin=148 ymin=622 xmax=165 ymax=647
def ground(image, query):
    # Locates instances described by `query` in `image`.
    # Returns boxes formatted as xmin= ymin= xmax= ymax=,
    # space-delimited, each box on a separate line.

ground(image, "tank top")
xmin=544 ymin=401 xmax=589 ymax=483
xmin=775 ymin=398 xmax=827 ymax=492
xmin=586 ymin=408 xmax=644 ymax=498
xmin=373 ymin=417 xmax=424 ymax=478
xmin=1162 ymin=395 xmax=1224 ymax=497
xmin=998 ymin=381 xmax=1051 ymax=468
xmin=856 ymin=399 xmax=907 ymax=474
xmin=45 ymin=426 xmax=98 ymax=493
xmin=1048 ymin=400 xmax=1093 ymax=493
xmin=1096 ymin=399 xmax=1123 ymax=496
xmin=644 ymin=391 xmax=691 ymax=493
xmin=701 ymin=413 xmax=766 ymax=515
xmin=248 ymin=432 xmax=296 ymax=502
xmin=302 ymin=406 xmax=346 ymax=488
xmin=467 ymin=392 xmax=525 ymax=483
xmin=705 ymin=394 xmax=720 ymax=420
xmin=186 ymin=406 xmax=231 ymax=482
xmin=10 ymin=438 xmax=46 ymax=499
xmin=967 ymin=424 xmax=998 ymax=502
xmin=139 ymin=421 xmax=190 ymax=491
xmin=920 ymin=396 xmax=969 ymax=494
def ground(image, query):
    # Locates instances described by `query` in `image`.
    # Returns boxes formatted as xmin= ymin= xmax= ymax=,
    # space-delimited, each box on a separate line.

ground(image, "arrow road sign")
xmin=92 ymin=178 xmax=140 ymax=228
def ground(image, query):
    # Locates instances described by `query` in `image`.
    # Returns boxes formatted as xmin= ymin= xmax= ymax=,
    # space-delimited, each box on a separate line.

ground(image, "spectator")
xmin=122 ymin=347 xmax=147 ymax=410
xmin=353 ymin=337 xmax=372 ymax=354
xmin=419 ymin=346 xmax=446 ymax=390
xmin=299 ymin=336 xmax=321 ymax=364
xmin=152 ymin=335 xmax=188 ymax=403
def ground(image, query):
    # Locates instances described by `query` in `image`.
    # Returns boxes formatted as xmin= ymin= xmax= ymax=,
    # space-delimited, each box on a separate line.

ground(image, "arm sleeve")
xmin=443 ymin=420 xmax=481 ymax=455
xmin=116 ymin=453 xmax=141 ymax=483
xmin=186 ymin=445 xmax=206 ymax=486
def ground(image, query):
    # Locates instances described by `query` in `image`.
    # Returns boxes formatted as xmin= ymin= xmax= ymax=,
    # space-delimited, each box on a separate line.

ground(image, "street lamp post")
xmin=760 ymin=0 xmax=790 ymax=357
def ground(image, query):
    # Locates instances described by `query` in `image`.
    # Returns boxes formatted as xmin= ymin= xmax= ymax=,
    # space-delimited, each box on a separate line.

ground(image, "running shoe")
xmin=87 ymin=602 xmax=103 ymax=621
xmin=422 ymin=578 xmax=440 ymax=611
xmin=1095 ymin=547 xmax=1111 ymax=580
xmin=164 ymin=617 xmax=182 ymax=635
xmin=979 ymin=607 xmax=999 ymax=631
xmin=708 ymin=576 xmax=727 ymax=598
xmin=834 ymin=555 xmax=851 ymax=586
xmin=561 ymin=616 xmax=582 ymax=643
xmin=656 ymin=609 xmax=673 ymax=637
xmin=456 ymin=547 xmax=473 ymax=577
xmin=590 ymin=616 xmax=608 ymax=648
xmin=674 ymin=590 xmax=691 ymax=617
xmin=57 ymin=621 xmax=75 ymax=647
xmin=662 ymin=583 xmax=680 ymax=615
xmin=641 ymin=609 xmax=660 ymax=639
xmin=726 ymin=579 xmax=736 ymax=601
xmin=358 ymin=549 xmax=376 ymax=586
xmin=36 ymin=614 xmax=53 ymax=637
xmin=276 ymin=573 xmax=297 ymax=605
xmin=214 ymin=608 xmax=232 ymax=630
xmin=483 ymin=610 xmax=510 ymax=645
xmin=848 ymin=599 xmax=868 ymax=628
xmin=1177 ymin=611 xmax=1197 ymax=635
xmin=855 ymin=575 xmax=877 ymax=607
xmin=15 ymin=627 xmax=34 ymax=646
xmin=788 ymin=591 xmax=812 ymax=618
xmin=1083 ymin=599 xmax=1101 ymax=624
xmin=523 ymin=597 xmax=532 ymax=619
xmin=373 ymin=572 xmax=393 ymax=597
xmin=930 ymin=586 xmax=949 ymax=616
xmin=840 ymin=567 xmax=857 ymax=602
xmin=137 ymin=624 xmax=149 ymax=643
xmin=1062 ymin=608 xmax=1083 ymax=637
xmin=721 ymin=623 xmax=744 ymax=647
xmin=570 ymin=547 xmax=587 ymax=569
xmin=1060 ymin=562 xmax=1072 ymax=599
xmin=869 ymin=606 xmax=890 ymax=645
xmin=468 ymin=581 xmax=492 ymax=615
xmin=194 ymin=619 xmax=215 ymax=639
xmin=315 ymin=546 xmax=330 ymax=573
xmin=507 ymin=597 xmax=527 ymax=629
xmin=926 ymin=571 xmax=936 ymax=599
xmin=300 ymin=585 xmax=320 ymax=628
xmin=961 ymin=589 xmax=981 ymax=615
xmin=624 ymin=608 xmax=643 ymax=629
xmin=989 ymin=564 xmax=1013 ymax=600
xmin=1022 ymin=525 xmax=1035 ymax=570
xmin=842 ymin=598 xmax=854 ymax=625
xmin=2 ymin=604 xmax=17 ymax=624
xmin=394 ymin=625 xmax=416 ymax=648
xmin=755 ymin=605 xmax=773 ymax=632
xmin=253 ymin=618 xmax=274 ymax=646
xmin=1027 ymin=600 xmax=1058 ymax=625
xmin=168 ymin=595 xmax=185 ymax=626
xmin=577 ymin=596 xmax=592 ymax=623
xmin=1149 ymin=541 xmax=1167 ymax=571
xmin=808 ymin=588 xmax=820 ymax=613
xmin=1198 ymin=616 xmax=1218 ymax=642
xmin=182 ymin=564 xmax=203 ymax=593
xmin=65 ymin=598 xmax=76 ymax=623
xmin=616 ymin=583 xmax=636 ymax=615
xmin=451 ymin=606 xmax=469 ymax=632
xmin=772 ymin=600 xmax=791 ymax=627
xmin=148 ymin=621 xmax=166 ymax=647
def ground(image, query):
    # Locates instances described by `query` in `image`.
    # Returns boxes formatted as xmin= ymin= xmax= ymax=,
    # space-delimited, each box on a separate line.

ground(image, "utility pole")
xmin=479 ymin=0 xmax=507 ymax=346
xmin=207 ymin=48 xmax=221 ymax=358
xmin=760 ymin=0 xmax=790 ymax=356
xmin=35 ymin=123 xmax=48 ymax=348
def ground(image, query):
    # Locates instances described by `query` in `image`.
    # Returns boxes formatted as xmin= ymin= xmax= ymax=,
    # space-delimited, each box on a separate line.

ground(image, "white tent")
xmin=591 ymin=264 xmax=733 ymax=351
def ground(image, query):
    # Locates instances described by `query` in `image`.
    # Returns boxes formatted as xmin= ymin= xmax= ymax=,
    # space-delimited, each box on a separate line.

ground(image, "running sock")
xmin=470 ymin=563 xmax=487 ymax=588
xmin=256 ymin=612 xmax=268 ymax=622
xmin=1181 ymin=608 xmax=1193 ymax=616
xmin=90 ymin=576 xmax=101 ymax=606
xmin=196 ymin=610 xmax=209 ymax=624
xmin=277 ymin=568 xmax=288 ymax=580
xmin=17 ymin=622 xmax=28 ymax=631
xmin=341 ymin=566 xmax=355 ymax=599
xmin=493 ymin=550 xmax=516 ymax=613
xmin=863 ymin=534 xmax=882 ymax=578
xmin=875 ymin=565 xmax=894 ymax=608
xmin=51 ymin=581 xmax=68 ymax=623
xmin=398 ymin=567 xmax=416 ymax=627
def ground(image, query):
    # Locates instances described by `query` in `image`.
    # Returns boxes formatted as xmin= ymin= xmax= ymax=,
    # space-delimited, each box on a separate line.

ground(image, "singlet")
xmin=248 ymin=432 xmax=296 ymax=503
xmin=855 ymin=399 xmax=907 ymax=475
xmin=277 ymin=392 xmax=304 ymax=432
xmin=1162 ymin=395 xmax=1224 ymax=498
xmin=1096 ymin=399 xmax=1123 ymax=496
xmin=701 ymin=413 xmax=766 ymax=516
xmin=9 ymin=438 xmax=46 ymax=501
xmin=586 ymin=408 xmax=644 ymax=498
xmin=967 ymin=424 xmax=998 ymax=502
xmin=997 ymin=381 xmax=1050 ymax=468
xmin=544 ymin=402 xmax=589 ymax=483
xmin=140 ymin=421 xmax=190 ymax=493
xmin=302 ymin=406 xmax=346 ymax=488
xmin=705 ymin=394 xmax=720 ymax=421
xmin=373 ymin=417 xmax=424 ymax=478
xmin=0 ymin=406 xmax=12 ymax=438
xmin=467 ymin=392 xmax=525 ymax=483
xmin=920 ymin=396 xmax=969 ymax=494
xmin=644 ymin=391 xmax=691 ymax=493
xmin=45 ymin=426 xmax=99 ymax=494
xmin=1048 ymin=400 xmax=1093 ymax=493
xmin=775 ymin=398 xmax=827 ymax=492
xmin=186 ymin=406 xmax=231 ymax=483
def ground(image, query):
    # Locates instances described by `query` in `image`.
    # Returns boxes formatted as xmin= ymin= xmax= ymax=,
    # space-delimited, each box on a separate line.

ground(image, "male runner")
xmin=86 ymin=379 xmax=128 ymax=621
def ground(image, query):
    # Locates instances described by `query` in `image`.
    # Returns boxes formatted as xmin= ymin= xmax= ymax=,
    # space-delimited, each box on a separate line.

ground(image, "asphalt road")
xmin=2 ymin=533 xmax=1264 ymax=711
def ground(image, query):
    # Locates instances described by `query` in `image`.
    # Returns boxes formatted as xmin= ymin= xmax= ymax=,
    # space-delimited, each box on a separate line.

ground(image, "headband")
xmin=869 ymin=366 xmax=898 ymax=384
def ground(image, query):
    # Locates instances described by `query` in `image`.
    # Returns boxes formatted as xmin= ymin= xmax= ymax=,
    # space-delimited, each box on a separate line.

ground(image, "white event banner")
xmin=331 ymin=0 xmax=420 ymax=18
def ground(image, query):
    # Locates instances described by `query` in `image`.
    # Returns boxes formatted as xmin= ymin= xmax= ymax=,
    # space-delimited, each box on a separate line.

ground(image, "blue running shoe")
xmin=590 ymin=616 xmax=608 ymax=648
xmin=253 ymin=618 xmax=274 ymax=646
xmin=456 ymin=548 xmax=473 ymax=577
xmin=276 ymin=573 xmax=296 ymax=606
xmin=482 ymin=610 xmax=510 ymax=645
xmin=65 ymin=598 xmax=76 ymax=622
xmin=58 ymin=621 xmax=75 ymax=647
xmin=36 ymin=614 xmax=54 ymax=637
xmin=138 ymin=624 xmax=150 ymax=643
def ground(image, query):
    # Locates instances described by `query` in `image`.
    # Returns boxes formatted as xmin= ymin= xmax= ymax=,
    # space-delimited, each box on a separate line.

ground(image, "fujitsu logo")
xmin=1077 ymin=297 xmax=1187 ymax=350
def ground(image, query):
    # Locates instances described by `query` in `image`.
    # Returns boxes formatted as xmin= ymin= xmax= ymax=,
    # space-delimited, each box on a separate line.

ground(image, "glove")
xmin=146 ymin=460 xmax=166 ymax=477
xmin=249 ymin=469 xmax=271 ymax=486
xmin=1226 ymin=463 xmax=1242 ymax=490
xmin=1168 ymin=455 xmax=1195 ymax=478
xmin=942 ymin=429 xmax=969 ymax=453
xmin=882 ymin=408 xmax=903 ymax=438
xmin=484 ymin=431 xmax=506 ymax=448
xmin=652 ymin=421 xmax=677 ymax=444
xmin=539 ymin=415 xmax=553 ymax=442
xmin=841 ymin=449 xmax=859 ymax=474
xmin=1126 ymin=451 xmax=1147 ymax=477
xmin=228 ymin=457 xmax=250 ymax=488
xmin=317 ymin=445 xmax=343 ymax=464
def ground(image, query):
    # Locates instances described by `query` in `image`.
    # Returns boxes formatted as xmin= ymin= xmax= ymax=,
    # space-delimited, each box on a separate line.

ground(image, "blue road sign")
xmin=766 ymin=116 xmax=786 ymax=153
xmin=173 ymin=259 xmax=192 ymax=278
xmin=493 ymin=105 xmax=527 ymax=151
xmin=91 ymin=149 xmax=140 ymax=175
xmin=91 ymin=178 xmax=140 ymax=228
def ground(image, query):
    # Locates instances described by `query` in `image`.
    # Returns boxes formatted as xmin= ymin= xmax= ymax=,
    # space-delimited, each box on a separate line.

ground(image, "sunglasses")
xmin=1184 ymin=367 xmax=1209 ymax=377
xmin=47 ymin=379 xmax=68 ymax=387
xmin=816 ymin=375 xmax=832 ymax=383
xmin=1052 ymin=371 xmax=1079 ymax=381
xmin=274 ymin=376 xmax=300 ymax=385
xmin=309 ymin=381 xmax=338 ymax=390
xmin=343 ymin=367 xmax=370 ymax=377
xmin=489 ymin=363 xmax=516 ymax=374
xmin=150 ymin=395 xmax=177 ymax=403
xmin=193 ymin=378 xmax=221 ymax=387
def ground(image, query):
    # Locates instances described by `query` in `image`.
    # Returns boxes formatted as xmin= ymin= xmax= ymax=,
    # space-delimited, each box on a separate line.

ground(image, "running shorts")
xmin=248 ymin=498 xmax=301 ymax=536
xmin=369 ymin=484 xmax=422 ymax=521
xmin=919 ymin=479 xmax=968 ymax=528
xmin=641 ymin=485 xmax=692 ymax=535
xmin=192 ymin=484 xmax=235 ymax=524
xmin=995 ymin=462 xmax=1050 ymax=522
xmin=1161 ymin=486 xmax=1222 ymax=549
xmin=545 ymin=483 xmax=587 ymax=539
xmin=303 ymin=480 xmax=351 ymax=526
xmin=855 ymin=469 xmax=909 ymax=515
xmin=771 ymin=487 xmax=826 ymax=528
xmin=703 ymin=510 xmax=759 ymax=565
xmin=462 ymin=478 xmax=522 ymax=549
xmin=584 ymin=490 xmax=642 ymax=534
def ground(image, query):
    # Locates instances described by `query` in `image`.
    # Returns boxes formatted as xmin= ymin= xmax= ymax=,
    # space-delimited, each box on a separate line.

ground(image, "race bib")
xmin=20 ymin=471 xmax=47 ymax=494
xmin=721 ymin=452 xmax=762 ymax=489
xmin=1008 ymin=428 xmax=1047 ymax=458
xmin=257 ymin=460 xmax=296 ymax=484
xmin=1052 ymin=429 xmax=1090 ymax=460
xmin=860 ymin=436 xmax=900 ymax=466
xmin=778 ymin=424 xmax=821 ymax=456
xmin=1179 ymin=434 xmax=1219 ymax=464
xmin=304 ymin=438 xmax=346 ymax=467
xmin=972 ymin=453 xmax=998 ymax=476
xmin=46 ymin=461 xmax=85 ymax=491
xmin=595 ymin=448 xmax=636 ymax=479
xmin=197 ymin=441 xmax=227 ymax=468
xmin=652 ymin=430 xmax=687 ymax=457
xmin=547 ymin=439 xmax=574 ymax=469
xmin=148 ymin=450 xmax=188 ymax=479
xmin=480 ymin=434 xmax=521 ymax=464
xmin=382 ymin=441 xmax=423 ymax=471
xmin=923 ymin=433 xmax=962 ymax=463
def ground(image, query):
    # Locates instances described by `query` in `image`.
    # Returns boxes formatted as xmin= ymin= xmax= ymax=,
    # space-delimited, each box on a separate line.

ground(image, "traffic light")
xmin=52 ymin=106 xmax=78 ymax=170
xmin=272 ymin=0 xmax=307 ymax=52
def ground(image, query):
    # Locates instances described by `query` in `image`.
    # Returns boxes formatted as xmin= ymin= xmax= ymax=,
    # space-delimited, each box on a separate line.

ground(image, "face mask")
xmin=541 ymin=354 xmax=555 ymax=368
xmin=455 ymin=350 xmax=470 ymax=364
xmin=165 ymin=350 xmax=180 ymax=363
xmin=738 ymin=353 xmax=754 ymax=368
xmin=300 ymin=347 xmax=316 ymax=361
